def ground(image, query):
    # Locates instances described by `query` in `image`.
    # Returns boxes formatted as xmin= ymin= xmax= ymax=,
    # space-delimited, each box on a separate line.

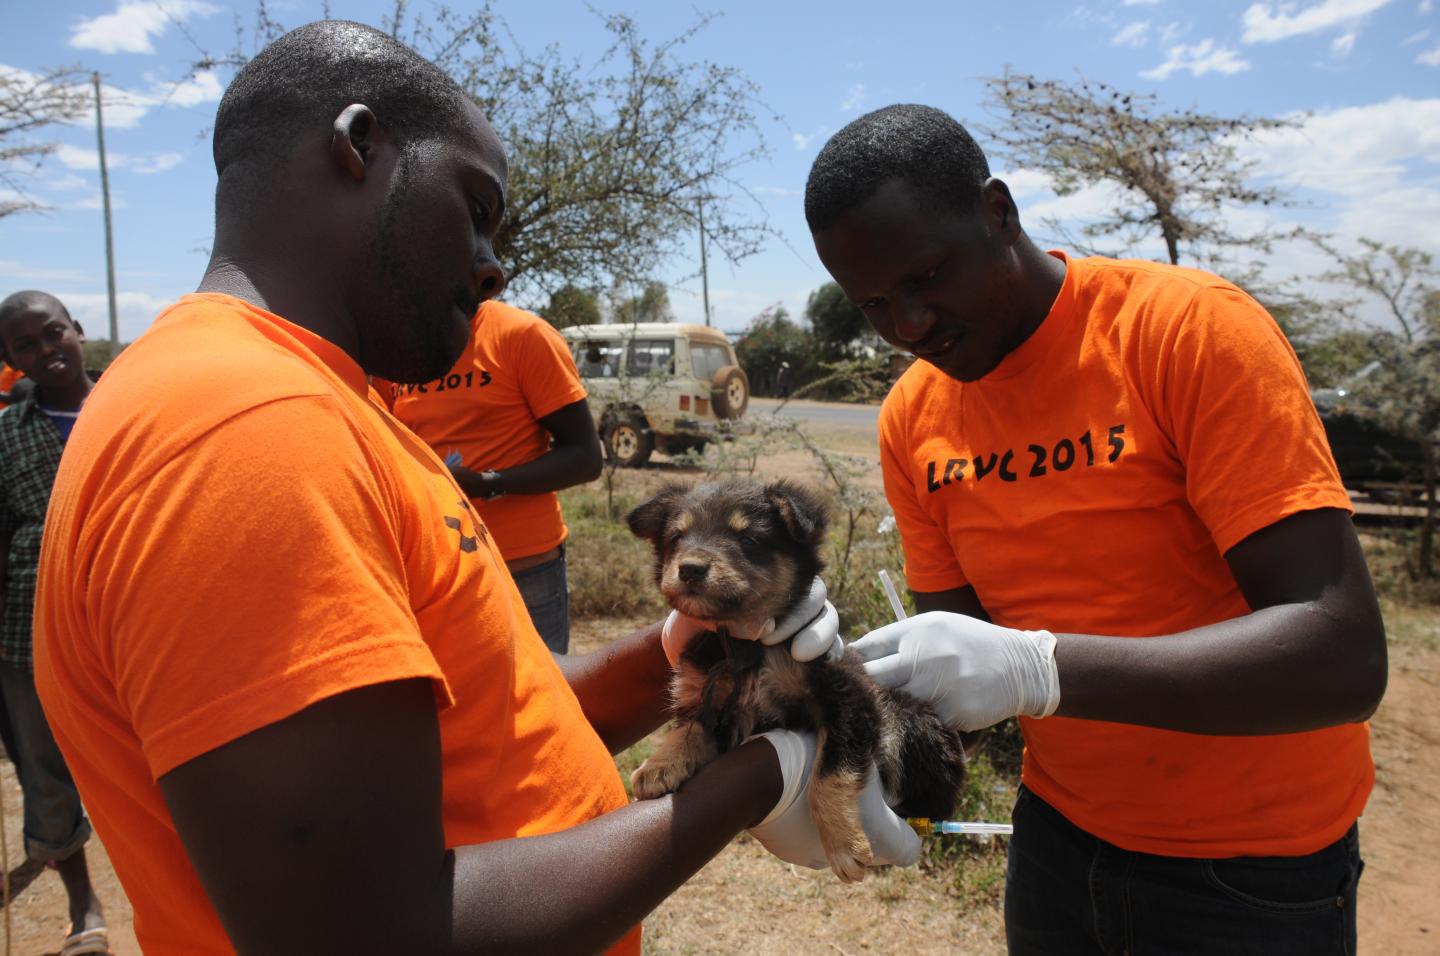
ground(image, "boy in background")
xmin=0 ymin=290 xmax=108 ymax=956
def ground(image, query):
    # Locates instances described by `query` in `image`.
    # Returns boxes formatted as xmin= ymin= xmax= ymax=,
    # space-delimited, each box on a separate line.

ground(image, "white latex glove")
xmin=747 ymin=729 xmax=921 ymax=870
xmin=851 ymin=611 xmax=1060 ymax=732
xmin=660 ymin=578 xmax=843 ymax=666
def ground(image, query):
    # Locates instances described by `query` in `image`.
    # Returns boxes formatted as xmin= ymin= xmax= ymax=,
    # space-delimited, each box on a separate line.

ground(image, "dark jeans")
xmin=0 ymin=667 xmax=92 ymax=862
xmin=511 ymin=548 xmax=570 ymax=654
xmin=1005 ymin=785 xmax=1363 ymax=956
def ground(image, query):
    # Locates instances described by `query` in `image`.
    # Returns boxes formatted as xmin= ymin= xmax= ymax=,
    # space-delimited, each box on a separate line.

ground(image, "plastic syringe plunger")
xmin=907 ymin=817 xmax=1014 ymax=837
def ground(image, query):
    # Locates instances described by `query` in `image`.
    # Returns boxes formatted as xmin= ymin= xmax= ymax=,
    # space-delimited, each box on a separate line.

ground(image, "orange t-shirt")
xmin=879 ymin=253 xmax=1369 ymax=859
xmin=33 ymin=294 xmax=638 ymax=954
xmin=0 ymin=365 xmax=24 ymax=406
xmin=383 ymin=300 xmax=588 ymax=561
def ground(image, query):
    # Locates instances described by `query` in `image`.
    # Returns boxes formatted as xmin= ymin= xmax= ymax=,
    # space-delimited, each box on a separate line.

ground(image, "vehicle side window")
xmin=690 ymin=342 xmax=732 ymax=381
xmin=578 ymin=341 xmax=624 ymax=378
xmin=627 ymin=339 xmax=675 ymax=377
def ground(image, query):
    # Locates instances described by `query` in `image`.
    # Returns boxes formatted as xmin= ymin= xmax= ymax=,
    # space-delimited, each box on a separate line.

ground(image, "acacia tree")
xmin=804 ymin=282 xmax=871 ymax=362
xmin=0 ymin=66 xmax=92 ymax=218
xmin=982 ymin=70 xmax=1295 ymax=266
xmin=197 ymin=2 xmax=772 ymax=303
xmin=1316 ymin=239 xmax=1439 ymax=577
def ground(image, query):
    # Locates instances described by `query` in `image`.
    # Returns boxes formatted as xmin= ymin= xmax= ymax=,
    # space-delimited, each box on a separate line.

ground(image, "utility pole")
xmin=697 ymin=198 xmax=711 ymax=327
xmin=92 ymin=72 xmax=119 ymax=359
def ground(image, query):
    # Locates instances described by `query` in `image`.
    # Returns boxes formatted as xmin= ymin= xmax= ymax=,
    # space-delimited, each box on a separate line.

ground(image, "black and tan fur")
xmin=627 ymin=477 xmax=968 ymax=882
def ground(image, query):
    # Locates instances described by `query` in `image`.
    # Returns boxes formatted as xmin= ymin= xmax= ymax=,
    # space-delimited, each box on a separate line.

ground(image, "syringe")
xmin=877 ymin=571 xmax=1014 ymax=841
xmin=907 ymin=817 xmax=1014 ymax=837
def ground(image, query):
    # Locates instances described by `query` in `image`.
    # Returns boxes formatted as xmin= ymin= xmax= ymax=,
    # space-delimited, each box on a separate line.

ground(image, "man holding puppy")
xmin=806 ymin=104 xmax=1385 ymax=954
xmin=33 ymin=22 xmax=912 ymax=954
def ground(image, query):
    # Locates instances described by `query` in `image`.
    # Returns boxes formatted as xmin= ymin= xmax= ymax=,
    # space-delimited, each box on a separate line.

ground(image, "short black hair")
xmin=804 ymin=104 xmax=991 ymax=232
xmin=213 ymin=20 xmax=468 ymax=189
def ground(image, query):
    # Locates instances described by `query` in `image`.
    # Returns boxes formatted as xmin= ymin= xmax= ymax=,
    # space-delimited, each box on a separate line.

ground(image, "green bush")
xmin=562 ymin=484 xmax=668 ymax=619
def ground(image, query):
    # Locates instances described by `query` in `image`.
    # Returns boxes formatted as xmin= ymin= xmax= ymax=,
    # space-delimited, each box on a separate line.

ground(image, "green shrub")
xmin=562 ymin=484 xmax=668 ymax=619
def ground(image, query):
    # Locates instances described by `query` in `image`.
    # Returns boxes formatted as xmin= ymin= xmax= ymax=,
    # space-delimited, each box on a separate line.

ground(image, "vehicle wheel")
xmin=605 ymin=417 xmax=654 ymax=468
xmin=711 ymin=365 xmax=750 ymax=419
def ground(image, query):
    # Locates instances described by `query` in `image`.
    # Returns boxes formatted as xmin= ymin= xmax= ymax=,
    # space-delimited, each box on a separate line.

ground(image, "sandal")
xmin=60 ymin=925 xmax=111 ymax=956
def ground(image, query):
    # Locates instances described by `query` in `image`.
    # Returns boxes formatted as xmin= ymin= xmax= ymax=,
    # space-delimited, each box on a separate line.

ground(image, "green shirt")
xmin=0 ymin=392 xmax=67 ymax=670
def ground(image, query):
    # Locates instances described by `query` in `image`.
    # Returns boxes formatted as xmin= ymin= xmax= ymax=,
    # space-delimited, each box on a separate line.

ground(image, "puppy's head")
xmin=627 ymin=478 xmax=828 ymax=627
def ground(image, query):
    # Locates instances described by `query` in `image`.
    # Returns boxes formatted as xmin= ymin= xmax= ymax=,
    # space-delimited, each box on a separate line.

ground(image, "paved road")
xmin=749 ymin=397 xmax=881 ymax=429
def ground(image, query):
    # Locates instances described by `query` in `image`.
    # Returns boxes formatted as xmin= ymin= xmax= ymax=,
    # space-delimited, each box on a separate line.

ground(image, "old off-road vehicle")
xmin=562 ymin=323 xmax=751 ymax=468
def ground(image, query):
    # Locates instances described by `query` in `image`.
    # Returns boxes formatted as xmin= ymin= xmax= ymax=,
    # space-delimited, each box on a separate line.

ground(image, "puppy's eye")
xmin=667 ymin=531 xmax=684 ymax=547
xmin=739 ymin=535 xmax=760 ymax=548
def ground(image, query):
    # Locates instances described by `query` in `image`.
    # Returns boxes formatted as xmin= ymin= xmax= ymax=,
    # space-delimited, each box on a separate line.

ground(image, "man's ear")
xmin=626 ymin=484 xmax=688 ymax=542
xmin=982 ymin=177 xmax=1022 ymax=243
xmin=765 ymin=479 xmax=829 ymax=546
xmin=331 ymin=104 xmax=380 ymax=183
xmin=71 ymin=320 xmax=85 ymax=343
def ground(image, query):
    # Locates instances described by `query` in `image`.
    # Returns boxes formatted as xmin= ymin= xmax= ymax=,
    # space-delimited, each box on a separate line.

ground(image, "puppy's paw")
xmin=630 ymin=755 xmax=692 ymax=800
xmin=822 ymin=826 xmax=875 ymax=884
xmin=810 ymin=769 xmax=874 ymax=883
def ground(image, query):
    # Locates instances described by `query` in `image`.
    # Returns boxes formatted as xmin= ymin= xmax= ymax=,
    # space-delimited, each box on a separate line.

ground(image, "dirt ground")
xmin=0 ymin=639 xmax=1433 ymax=955
xmin=1 ymin=408 xmax=1436 ymax=953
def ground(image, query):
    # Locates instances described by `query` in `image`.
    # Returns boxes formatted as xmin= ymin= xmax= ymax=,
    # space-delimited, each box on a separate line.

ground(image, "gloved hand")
xmin=661 ymin=578 xmax=843 ymax=666
xmin=747 ymin=729 xmax=921 ymax=870
xmin=851 ymin=612 xmax=1060 ymax=732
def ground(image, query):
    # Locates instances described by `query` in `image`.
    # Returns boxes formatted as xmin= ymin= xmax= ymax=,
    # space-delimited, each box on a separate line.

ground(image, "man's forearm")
xmin=555 ymin=620 xmax=673 ymax=753
xmin=454 ymin=445 xmax=602 ymax=499
xmin=449 ymin=738 xmax=778 ymax=955
xmin=1054 ymin=600 xmax=1387 ymax=735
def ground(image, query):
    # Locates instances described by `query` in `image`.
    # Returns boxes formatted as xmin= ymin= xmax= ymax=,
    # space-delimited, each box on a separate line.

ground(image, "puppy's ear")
xmin=626 ymin=484 xmax=688 ymax=541
xmin=765 ymin=480 xmax=829 ymax=546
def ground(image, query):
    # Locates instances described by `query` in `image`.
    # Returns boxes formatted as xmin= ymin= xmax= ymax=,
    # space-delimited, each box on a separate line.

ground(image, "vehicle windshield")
xmin=690 ymin=342 xmax=732 ymax=381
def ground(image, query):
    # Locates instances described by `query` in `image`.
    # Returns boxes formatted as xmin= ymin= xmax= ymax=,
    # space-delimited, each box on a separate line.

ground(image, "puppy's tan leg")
xmin=631 ymin=721 xmax=718 ymax=800
xmin=808 ymin=730 xmax=874 ymax=883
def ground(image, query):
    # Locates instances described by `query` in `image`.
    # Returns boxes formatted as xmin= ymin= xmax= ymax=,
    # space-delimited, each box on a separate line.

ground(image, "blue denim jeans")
xmin=0 ymin=667 xmax=92 ymax=862
xmin=1004 ymin=785 xmax=1363 ymax=956
xmin=511 ymin=548 xmax=570 ymax=654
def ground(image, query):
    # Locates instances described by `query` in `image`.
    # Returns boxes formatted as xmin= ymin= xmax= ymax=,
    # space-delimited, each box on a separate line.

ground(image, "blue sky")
xmin=2 ymin=0 xmax=1438 ymax=342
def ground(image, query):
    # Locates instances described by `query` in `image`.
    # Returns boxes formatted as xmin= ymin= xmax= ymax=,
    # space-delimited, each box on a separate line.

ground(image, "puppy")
xmin=626 ymin=477 xmax=968 ymax=882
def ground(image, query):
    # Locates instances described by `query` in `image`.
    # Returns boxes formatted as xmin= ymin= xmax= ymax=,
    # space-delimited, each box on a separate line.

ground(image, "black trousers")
xmin=1004 ymin=785 xmax=1362 ymax=956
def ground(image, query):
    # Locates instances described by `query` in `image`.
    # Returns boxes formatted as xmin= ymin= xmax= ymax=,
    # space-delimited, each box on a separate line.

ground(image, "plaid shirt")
xmin=0 ymin=392 xmax=67 ymax=670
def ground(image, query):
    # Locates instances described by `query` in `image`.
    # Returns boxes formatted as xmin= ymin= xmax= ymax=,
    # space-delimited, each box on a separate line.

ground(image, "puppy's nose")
xmin=677 ymin=559 xmax=709 ymax=584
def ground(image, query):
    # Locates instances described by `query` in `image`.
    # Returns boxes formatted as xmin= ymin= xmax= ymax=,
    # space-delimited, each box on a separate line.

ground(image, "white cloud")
xmin=0 ymin=260 xmax=91 ymax=283
xmin=43 ymin=291 xmax=175 ymax=341
xmin=1142 ymin=39 xmax=1252 ymax=78
xmin=792 ymin=132 xmax=812 ymax=151
xmin=1123 ymin=0 xmax=1161 ymax=5
xmin=71 ymin=192 xmax=128 ymax=211
xmin=127 ymin=152 xmax=184 ymax=174
xmin=148 ymin=69 xmax=222 ymax=107
xmin=1402 ymin=29 xmax=1432 ymax=44
xmin=69 ymin=0 xmax=221 ymax=55
xmin=1421 ymin=0 xmax=1434 ymax=13
xmin=1332 ymin=30 xmax=1359 ymax=53
xmin=840 ymin=84 xmax=866 ymax=111
xmin=1241 ymin=97 xmax=1440 ymax=196
xmin=1420 ymin=42 xmax=1440 ymax=63
xmin=54 ymin=143 xmax=185 ymax=176
xmin=994 ymin=168 xmax=1055 ymax=197
xmin=1241 ymin=0 xmax=1393 ymax=44
xmin=1113 ymin=21 xmax=1152 ymax=46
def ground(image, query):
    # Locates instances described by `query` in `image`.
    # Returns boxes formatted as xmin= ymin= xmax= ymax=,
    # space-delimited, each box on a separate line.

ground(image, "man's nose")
xmin=475 ymin=244 xmax=507 ymax=302
xmin=891 ymin=295 xmax=936 ymax=344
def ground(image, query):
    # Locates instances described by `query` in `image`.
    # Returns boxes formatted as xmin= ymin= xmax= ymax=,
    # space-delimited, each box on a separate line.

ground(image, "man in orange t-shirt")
xmin=31 ymin=23 xmax=918 ymax=955
xmin=807 ymin=105 xmax=1386 ymax=954
xmin=384 ymin=298 xmax=601 ymax=652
